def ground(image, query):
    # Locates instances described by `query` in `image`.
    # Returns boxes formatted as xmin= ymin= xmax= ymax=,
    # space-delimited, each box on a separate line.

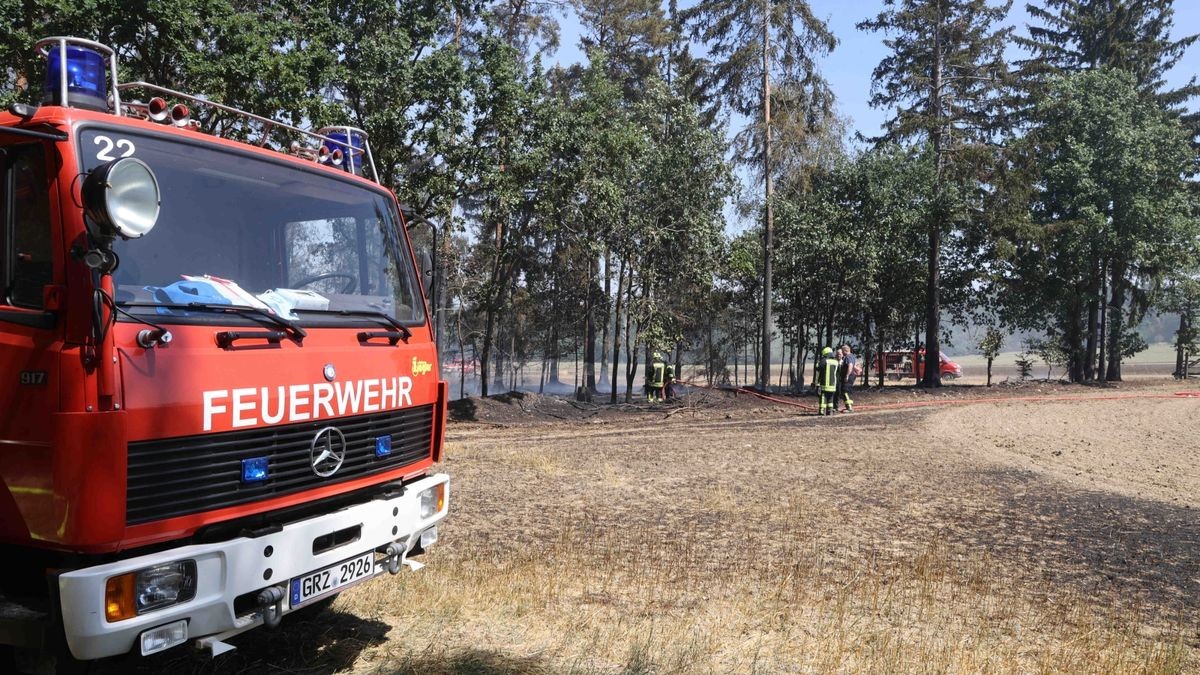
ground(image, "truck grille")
xmin=126 ymin=404 xmax=435 ymax=525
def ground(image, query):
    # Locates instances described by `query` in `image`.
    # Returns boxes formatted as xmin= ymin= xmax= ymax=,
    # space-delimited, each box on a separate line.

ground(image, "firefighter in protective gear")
xmin=816 ymin=346 xmax=839 ymax=415
xmin=663 ymin=362 xmax=676 ymax=401
xmin=646 ymin=352 xmax=666 ymax=402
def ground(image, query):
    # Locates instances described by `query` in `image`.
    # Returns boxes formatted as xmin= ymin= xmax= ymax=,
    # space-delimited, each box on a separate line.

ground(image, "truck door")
xmin=0 ymin=142 xmax=63 ymax=543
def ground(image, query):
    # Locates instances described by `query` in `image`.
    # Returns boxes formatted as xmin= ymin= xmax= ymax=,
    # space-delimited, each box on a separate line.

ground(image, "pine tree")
xmin=1014 ymin=0 xmax=1199 ymax=381
xmin=1016 ymin=0 xmax=1199 ymax=129
xmin=574 ymin=0 xmax=670 ymax=96
xmin=858 ymin=0 xmax=1011 ymax=387
xmin=682 ymin=0 xmax=837 ymax=390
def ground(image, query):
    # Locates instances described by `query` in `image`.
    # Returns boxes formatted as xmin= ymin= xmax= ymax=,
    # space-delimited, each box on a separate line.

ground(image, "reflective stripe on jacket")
xmin=820 ymin=356 xmax=840 ymax=392
xmin=650 ymin=362 xmax=666 ymax=387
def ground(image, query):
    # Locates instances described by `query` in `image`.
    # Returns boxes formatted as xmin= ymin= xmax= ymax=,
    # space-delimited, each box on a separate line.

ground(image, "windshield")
xmin=77 ymin=126 xmax=425 ymax=326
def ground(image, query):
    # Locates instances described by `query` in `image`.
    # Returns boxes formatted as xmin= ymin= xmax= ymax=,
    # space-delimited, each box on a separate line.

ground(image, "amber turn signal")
xmin=105 ymin=573 xmax=137 ymax=622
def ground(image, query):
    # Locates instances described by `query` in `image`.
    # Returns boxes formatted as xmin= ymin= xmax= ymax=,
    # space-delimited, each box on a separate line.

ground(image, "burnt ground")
xmin=82 ymin=377 xmax=1200 ymax=673
xmin=447 ymin=377 xmax=1191 ymax=427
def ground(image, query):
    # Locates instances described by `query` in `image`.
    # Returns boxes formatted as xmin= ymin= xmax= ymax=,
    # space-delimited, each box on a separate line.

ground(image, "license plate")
xmin=289 ymin=552 xmax=376 ymax=608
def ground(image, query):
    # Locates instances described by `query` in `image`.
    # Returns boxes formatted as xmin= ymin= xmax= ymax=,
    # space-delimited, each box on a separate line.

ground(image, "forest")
xmin=3 ymin=0 xmax=1198 ymax=398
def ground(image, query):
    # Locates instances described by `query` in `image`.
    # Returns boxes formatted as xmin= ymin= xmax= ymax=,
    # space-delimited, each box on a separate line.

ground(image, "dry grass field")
xmin=105 ymin=381 xmax=1199 ymax=674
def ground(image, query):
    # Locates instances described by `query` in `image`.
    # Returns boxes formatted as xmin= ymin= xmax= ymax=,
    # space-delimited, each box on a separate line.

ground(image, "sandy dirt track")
xmin=96 ymin=381 xmax=1199 ymax=673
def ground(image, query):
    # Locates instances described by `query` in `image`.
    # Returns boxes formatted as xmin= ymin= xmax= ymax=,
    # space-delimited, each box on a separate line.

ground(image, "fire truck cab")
xmin=0 ymin=37 xmax=448 ymax=670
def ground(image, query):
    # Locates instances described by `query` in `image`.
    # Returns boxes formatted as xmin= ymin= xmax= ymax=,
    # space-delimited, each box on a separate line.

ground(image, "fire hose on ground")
xmin=685 ymin=381 xmax=1200 ymax=414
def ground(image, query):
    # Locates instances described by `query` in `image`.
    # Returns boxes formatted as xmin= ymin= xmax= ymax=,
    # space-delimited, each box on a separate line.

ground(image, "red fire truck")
xmin=0 ymin=37 xmax=449 ymax=670
xmin=876 ymin=349 xmax=964 ymax=381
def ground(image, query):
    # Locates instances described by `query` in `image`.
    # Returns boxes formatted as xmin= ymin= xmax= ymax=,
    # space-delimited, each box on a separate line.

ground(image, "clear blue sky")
xmin=550 ymin=0 xmax=1200 ymax=141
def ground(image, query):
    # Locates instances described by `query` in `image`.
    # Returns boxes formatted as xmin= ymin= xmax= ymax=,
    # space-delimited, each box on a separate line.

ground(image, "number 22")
xmin=94 ymin=135 xmax=135 ymax=161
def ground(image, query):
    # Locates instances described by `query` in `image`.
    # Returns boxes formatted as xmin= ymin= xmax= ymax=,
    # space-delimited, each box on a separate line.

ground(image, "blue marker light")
xmin=44 ymin=45 xmax=108 ymax=111
xmin=241 ymin=457 xmax=269 ymax=483
xmin=375 ymin=435 xmax=392 ymax=458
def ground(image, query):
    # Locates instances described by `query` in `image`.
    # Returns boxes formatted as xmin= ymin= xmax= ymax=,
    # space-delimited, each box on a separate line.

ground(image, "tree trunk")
xmin=986 ymin=357 xmax=993 ymax=387
xmin=479 ymin=227 xmax=506 ymax=398
xmin=1175 ymin=311 xmax=1186 ymax=378
xmin=509 ymin=331 xmax=517 ymax=391
xmin=1105 ymin=259 xmax=1127 ymax=381
xmin=706 ymin=319 xmax=715 ymax=386
xmin=677 ymin=339 xmax=685 ymax=386
xmin=492 ymin=339 xmax=505 ymax=393
xmin=610 ymin=257 xmax=627 ymax=404
xmin=862 ymin=312 xmax=873 ymax=388
xmin=600 ymin=246 xmax=612 ymax=390
xmin=1084 ymin=258 xmax=1100 ymax=381
xmin=1066 ymin=299 xmax=1083 ymax=383
xmin=758 ymin=0 xmax=775 ymax=391
xmin=480 ymin=305 xmax=495 ymax=398
xmin=548 ymin=322 xmax=560 ymax=386
xmin=548 ymin=272 xmax=561 ymax=385
xmin=624 ymin=265 xmax=638 ymax=402
xmin=584 ymin=256 xmax=597 ymax=392
xmin=1098 ymin=259 xmax=1108 ymax=381
xmin=456 ymin=313 xmax=468 ymax=399
xmin=921 ymin=4 xmax=944 ymax=388
xmin=1085 ymin=297 xmax=1098 ymax=381
xmin=878 ymin=334 xmax=886 ymax=387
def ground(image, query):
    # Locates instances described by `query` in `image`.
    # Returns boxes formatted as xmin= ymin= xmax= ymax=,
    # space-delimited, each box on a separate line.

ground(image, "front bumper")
xmin=58 ymin=473 xmax=448 ymax=660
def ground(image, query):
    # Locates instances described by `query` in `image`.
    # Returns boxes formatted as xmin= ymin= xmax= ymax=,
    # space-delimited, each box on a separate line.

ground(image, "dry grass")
xmin=337 ymin=396 xmax=1198 ymax=674
xmin=106 ymin=391 xmax=1199 ymax=673
xmin=340 ymin=526 xmax=1191 ymax=673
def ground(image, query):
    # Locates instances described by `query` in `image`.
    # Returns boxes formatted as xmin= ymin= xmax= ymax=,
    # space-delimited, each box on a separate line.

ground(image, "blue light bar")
xmin=241 ymin=457 xmax=269 ymax=483
xmin=322 ymin=131 xmax=364 ymax=174
xmin=375 ymin=435 xmax=392 ymax=458
xmin=44 ymin=45 xmax=108 ymax=111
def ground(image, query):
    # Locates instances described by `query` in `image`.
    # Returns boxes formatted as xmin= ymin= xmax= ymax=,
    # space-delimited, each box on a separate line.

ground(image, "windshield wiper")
xmin=119 ymin=302 xmax=307 ymax=342
xmin=298 ymin=309 xmax=413 ymax=341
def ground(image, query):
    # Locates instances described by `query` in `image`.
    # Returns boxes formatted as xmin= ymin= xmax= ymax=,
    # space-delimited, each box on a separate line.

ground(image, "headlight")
xmin=105 ymin=560 xmax=197 ymax=622
xmin=82 ymin=156 xmax=161 ymax=240
xmin=419 ymin=483 xmax=446 ymax=519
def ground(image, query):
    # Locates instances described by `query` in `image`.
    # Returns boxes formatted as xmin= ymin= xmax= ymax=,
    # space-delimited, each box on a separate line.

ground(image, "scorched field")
xmin=107 ymin=381 xmax=1199 ymax=674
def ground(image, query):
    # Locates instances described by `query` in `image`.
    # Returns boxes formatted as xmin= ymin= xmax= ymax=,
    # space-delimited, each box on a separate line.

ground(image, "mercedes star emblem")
xmin=309 ymin=426 xmax=347 ymax=477
xmin=323 ymin=363 xmax=337 ymax=381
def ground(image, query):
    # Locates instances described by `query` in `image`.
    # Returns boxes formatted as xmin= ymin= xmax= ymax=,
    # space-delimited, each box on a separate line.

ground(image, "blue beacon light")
xmin=322 ymin=131 xmax=364 ymax=174
xmin=43 ymin=45 xmax=108 ymax=111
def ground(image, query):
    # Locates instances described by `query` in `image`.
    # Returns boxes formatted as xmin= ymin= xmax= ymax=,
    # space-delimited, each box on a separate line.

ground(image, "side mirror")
xmin=82 ymin=157 xmax=160 ymax=240
xmin=420 ymin=248 xmax=432 ymax=279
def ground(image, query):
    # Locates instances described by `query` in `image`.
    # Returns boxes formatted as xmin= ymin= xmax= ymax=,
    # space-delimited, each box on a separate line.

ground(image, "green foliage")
xmin=978 ymin=327 xmax=1004 ymax=361
xmin=858 ymin=0 xmax=1012 ymax=387
xmin=682 ymin=0 xmax=837 ymax=174
xmin=1025 ymin=336 xmax=1067 ymax=379
xmin=1016 ymin=0 xmax=1200 ymax=130
xmin=574 ymin=0 xmax=670 ymax=97
xmin=3 ymin=0 xmax=1198 ymax=395
xmin=1014 ymin=344 xmax=1036 ymax=381
xmin=997 ymin=68 xmax=1196 ymax=379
